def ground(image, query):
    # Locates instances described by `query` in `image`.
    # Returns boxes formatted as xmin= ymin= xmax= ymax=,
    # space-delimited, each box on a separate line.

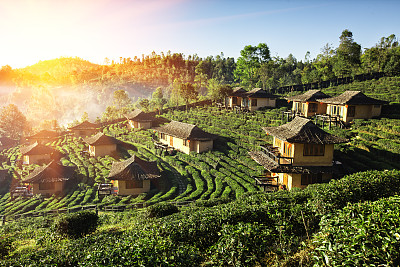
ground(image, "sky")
xmin=0 ymin=0 xmax=399 ymax=68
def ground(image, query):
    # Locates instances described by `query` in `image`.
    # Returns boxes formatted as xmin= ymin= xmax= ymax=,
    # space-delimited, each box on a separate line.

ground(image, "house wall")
xmin=327 ymin=104 xmax=377 ymax=123
xmin=227 ymin=96 xmax=242 ymax=108
xmin=23 ymin=154 xmax=51 ymax=165
xmin=372 ymin=105 xmax=382 ymax=117
xmin=89 ymin=144 xmax=117 ymax=157
xmin=247 ymin=98 xmax=276 ymax=111
xmin=293 ymin=143 xmax=334 ymax=166
xmin=277 ymin=172 xmax=332 ymax=190
xmin=195 ymin=140 xmax=214 ymax=153
xmin=129 ymin=120 xmax=152 ymax=129
xmin=112 ymin=180 xmax=150 ymax=195
xmin=32 ymin=181 xmax=65 ymax=196
xmin=158 ymin=134 xmax=212 ymax=154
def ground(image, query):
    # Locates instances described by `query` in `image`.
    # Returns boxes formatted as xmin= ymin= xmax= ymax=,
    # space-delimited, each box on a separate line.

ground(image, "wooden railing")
xmin=260 ymin=146 xmax=293 ymax=166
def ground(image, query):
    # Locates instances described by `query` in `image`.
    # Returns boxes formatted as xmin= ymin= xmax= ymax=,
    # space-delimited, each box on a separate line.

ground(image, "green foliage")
xmin=0 ymin=236 xmax=13 ymax=259
xmin=311 ymin=197 xmax=400 ymax=266
xmin=146 ymin=202 xmax=179 ymax=218
xmin=54 ymin=211 xmax=99 ymax=238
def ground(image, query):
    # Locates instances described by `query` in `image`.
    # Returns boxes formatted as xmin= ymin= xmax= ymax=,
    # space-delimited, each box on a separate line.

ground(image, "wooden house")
xmin=242 ymin=88 xmax=277 ymax=111
xmin=108 ymin=155 xmax=160 ymax=196
xmin=249 ymin=117 xmax=347 ymax=190
xmin=0 ymin=137 xmax=18 ymax=151
xmin=26 ymin=130 xmax=58 ymax=145
xmin=23 ymin=160 xmax=75 ymax=197
xmin=226 ymin=87 xmax=247 ymax=109
xmin=68 ymin=121 xmax=99 ymax=138
xmin=155 ymin=121 xmax=217 ymax=154
xmin=286 ymin=90 xmax=330 ymax=117
xmin=84 ymin=132 xmax=120 ymax=157
xmin=20 ymin=142 xmax=57 ymax=165
xmin=317 ymin=91 xmax=388 ymax=124
xmin=124 ymin=109 xmax=155 ymax=130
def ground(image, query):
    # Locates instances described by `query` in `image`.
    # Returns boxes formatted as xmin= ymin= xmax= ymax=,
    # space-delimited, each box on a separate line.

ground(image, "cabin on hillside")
xmin=226 ymin=87 xmax=277 ymax=111
xmin=286 ymin=90 xmax=330 ymax=117
xmin=242 ymin=88 xmax=277 ymax=111
xmin=317 ymin=91 xmax=388 ymax=124
xmin=124 ymin=109 xmax=155 ymax=130
xmin=84 ymin=132 xmax=120 ymax=157
xmin=23 ymin=160 xmax=76 ymax=197
xmin=0 ymin=137 xmax=18 ymax=151
xmin=26 ymin=130 xmax=58 ymax=145
xmin=20 ymin=142 xmax=58 ymax=165
xmin=68 ymin=121 xmax=99 ymax=138
xmin=226 ymin=87 xmax=247 ymax=109
xmin=249 ymin=117 xmax=347 ymax=190
xmin=108 ymin=155 xmax=160 ymax=196
xmin=155 ymin=121 xmax=217 ymax=154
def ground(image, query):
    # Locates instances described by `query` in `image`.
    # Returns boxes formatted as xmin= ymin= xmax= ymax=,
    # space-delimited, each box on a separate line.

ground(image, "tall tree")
xmin=179 ymin=82 xmax=198 ymax=110
xmin=234 ymin=43 xmax=271 ymax=87
xmin=206 ymin=79 xmax=233 ymax=102
xmin=112 ymin=89 xmax=131 ymax=109
xmin=0 ymin=104 xmax=27 ymax=139
xmin=151 ymin=87 xmax=167 ymax=113
xmin=333 ymin=29 xmax=361 ymax=78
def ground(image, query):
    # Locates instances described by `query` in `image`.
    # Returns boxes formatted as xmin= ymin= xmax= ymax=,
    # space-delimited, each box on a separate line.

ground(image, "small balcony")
xmin=259 ymin=145 xmax=293 ymax=166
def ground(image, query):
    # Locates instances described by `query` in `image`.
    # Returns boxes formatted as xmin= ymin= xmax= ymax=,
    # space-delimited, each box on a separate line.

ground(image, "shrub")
xmin=55 ymin=211 xmax=99 ymax=238
xmin=146 ymin=202 xmax=179 ymax=218
xmin=0 ymin=236 xmax=13 ymax=259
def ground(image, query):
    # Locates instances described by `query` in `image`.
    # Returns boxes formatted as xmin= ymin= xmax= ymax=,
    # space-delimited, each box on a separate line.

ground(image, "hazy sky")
xmin=0 ymin=0 xmax=399 ymax=68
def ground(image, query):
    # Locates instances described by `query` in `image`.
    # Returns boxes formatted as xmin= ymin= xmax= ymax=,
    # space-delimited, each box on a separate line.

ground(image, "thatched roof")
xmin=249 ymin=151 xmax=342 ymax=174
xmin=20 ymin=142 xmax=56 ymax=156
xmin=229 ymin=87 xmax=247 ymax=97
xmin=108 ymin=155 xmax=160 ymax=181
xmin=286 ymin=90 xmax=330 ymax=102
xmin=23 ymin=161 xmax=75 ymax=183
xmin=317 ymin=91 xmax=388 ymax=105
xmin=124 ymin=109 xmax=155 ymax=121
xmin=245 ymin=88 xmax=277 ymax=99
xmin=84 ymin=132 xmax=120 ymax=146
xmin=68 ymin=121 xmax=99 ymax=130
xmin=26 ymin=130 xmax=58 ymax=140
xmin=262 ymin=117 xmax=348 ymax=144
xmin=155 ymin=121 xmax=217 ymax=141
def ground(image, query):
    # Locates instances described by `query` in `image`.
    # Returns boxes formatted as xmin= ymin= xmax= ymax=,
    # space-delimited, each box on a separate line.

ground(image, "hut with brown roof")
xmin=242 ymin=88 xmax=278 ymax=111
xmin=317 ymin=91 xmax=388 ymax=124
xmin=23 ymin=161 xmax=76 ymax=197
xmin=286 ymin=90 xmax=330 ymax=117
xmin=226 ymin=87 xmax=278 ymax=111
xmin=249 ymin=117 xmax=347 ymax=190
xmin=0 ymin=136 xmax=18 ymax=151
xmin=124 ymin=109 xmax=155 ymax=130
xmin=155 ymin=121 xmax=217 ymax=154
xmin=26 ymin=130 xmax=59 ymax=145
xmin=84 ymin=132 xmax=120 ymax=157
xmin=20 ymin=142 xmax=57 ymax=165
xmin=226 ymin=87 xmax=247 ymax=109
xmin=68 ymin=121 xmax=99 ymax=138
xmin=108 ymin=155 xmax=160 ymax=195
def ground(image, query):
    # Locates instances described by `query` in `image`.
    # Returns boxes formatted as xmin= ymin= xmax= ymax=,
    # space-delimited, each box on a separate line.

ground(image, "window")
xmin=232 ymin=97 xmax=237 ymax=105
xmin=251 ymin=98 xmax=258 ymax=107
xmin=347 ymin=106 xmax=355 ymax=117
xmin=125 ymin=180 xmax=143 ymax=189
xmin=308 ymin=103 xmax=318 ymax=112
xmin=183 ymin=139 xmax=190 ymax=147
xmin=301 ymin=173 xmax=322 ymax=185
xmin=39 ymin=182 xmax=55 ymax=190
xmin=303 ymin=144 xmax=324 ymax=156
xmin=283 ymin=142 xmax=292 ymax=157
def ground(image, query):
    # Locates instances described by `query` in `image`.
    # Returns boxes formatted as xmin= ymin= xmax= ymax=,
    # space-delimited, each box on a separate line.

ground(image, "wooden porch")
xmin=252 ymin=175 xmax=279 ymax=192
xmin=260 ymin=145 xmax=294 ymax=166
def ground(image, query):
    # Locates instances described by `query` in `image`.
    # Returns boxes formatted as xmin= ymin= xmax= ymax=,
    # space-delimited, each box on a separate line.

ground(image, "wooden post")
xmin=95 ymin=206 xmax=98 ymax=216
xmin=2 ymin=215 xmax=5 ymax=225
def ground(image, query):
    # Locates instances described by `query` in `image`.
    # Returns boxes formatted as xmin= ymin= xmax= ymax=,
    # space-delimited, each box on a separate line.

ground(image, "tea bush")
xmin=146 ymin=202 xmax=179 ymax=218
xmin=55 ymin=211 xmax=99 ymax=238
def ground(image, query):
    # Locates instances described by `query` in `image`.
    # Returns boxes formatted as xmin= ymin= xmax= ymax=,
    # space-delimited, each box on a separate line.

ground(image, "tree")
xmin=112 ymin=89 xmax=131 ymax=110
xmin=138 ymin=98 xmax=150 ymax=111
xmin=179 ymin=82 xmax=198 ymax=110
xmin=0 ymin=104 xmax=27 ymax=139
xmin=81 ymin=112 xmax=89 ymax=122
xmin=206 ymin=79 xmax=233 ymax=102
xmin=151 ymin=87 xmax=167 ymax=113
xmin=333 ymin=29 xmax=361 ymax=78
xmin=234 ymin=43 xmax=271 ymax=87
